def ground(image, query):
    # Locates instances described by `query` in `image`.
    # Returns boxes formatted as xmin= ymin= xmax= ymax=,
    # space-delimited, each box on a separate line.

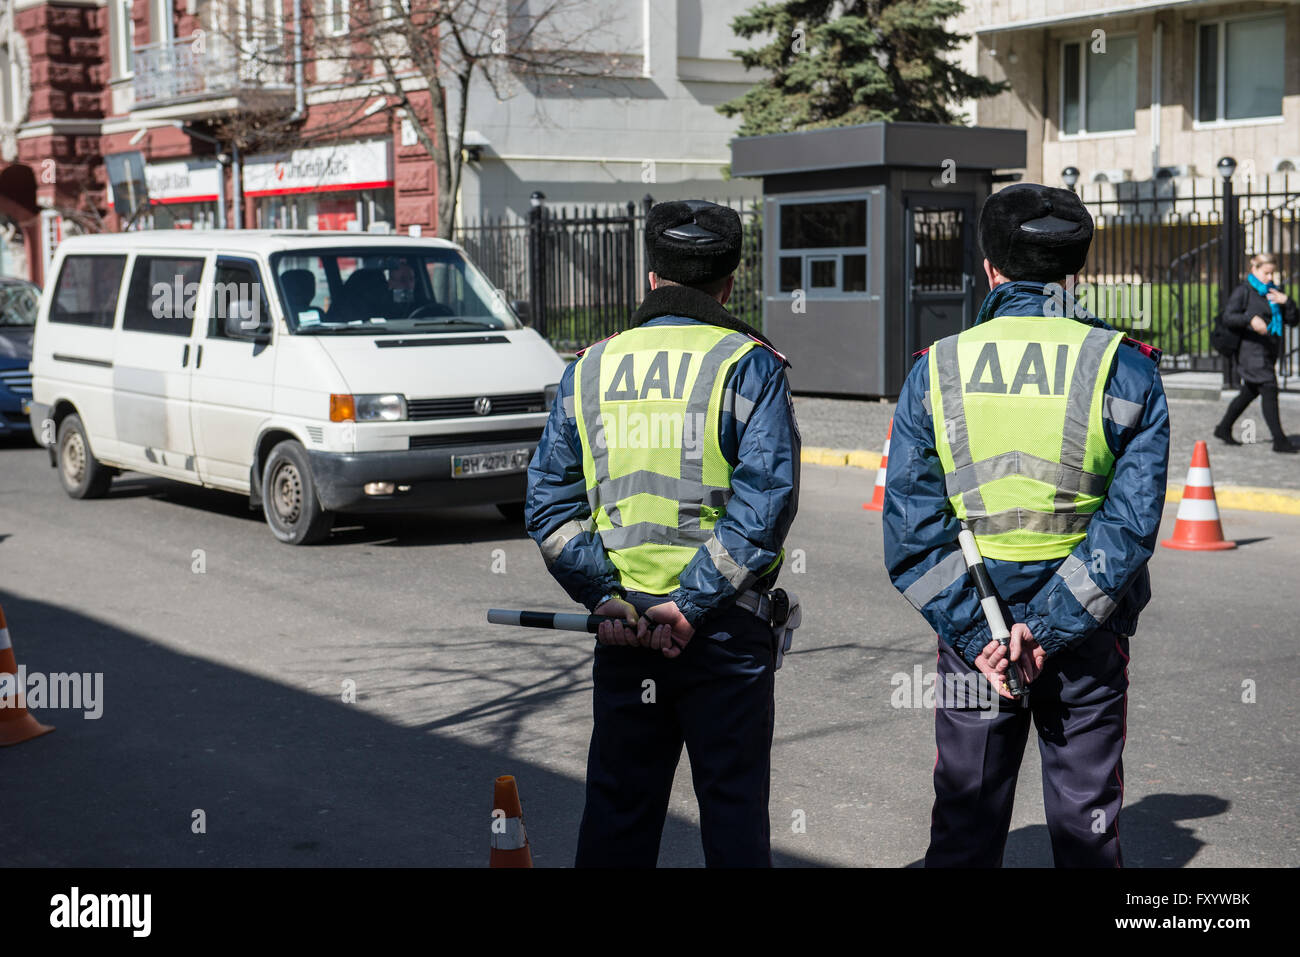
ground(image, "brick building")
xmin=0 ymin=0 xmax=440 ymax=284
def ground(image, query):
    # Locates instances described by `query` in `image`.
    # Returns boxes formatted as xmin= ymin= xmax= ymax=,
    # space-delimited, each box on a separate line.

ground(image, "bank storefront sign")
xmin=242 ymin=140 xmax=394 ymax=196
xmin=144 ymin=160 xmax=221 ymax=205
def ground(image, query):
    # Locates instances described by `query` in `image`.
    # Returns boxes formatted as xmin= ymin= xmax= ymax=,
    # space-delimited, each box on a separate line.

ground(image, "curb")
xmin=801 ymin=446 xmax=1300 ymax=516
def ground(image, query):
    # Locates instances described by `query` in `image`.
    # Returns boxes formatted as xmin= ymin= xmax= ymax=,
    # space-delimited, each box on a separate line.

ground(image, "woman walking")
xmin=1214 ymin=254 xmax=1300 ymax=453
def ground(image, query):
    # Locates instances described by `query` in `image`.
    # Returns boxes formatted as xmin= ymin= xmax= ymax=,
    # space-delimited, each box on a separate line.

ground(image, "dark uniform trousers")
xmin=926 ymin=624 xmax=1129 ymax=868
xmin=575 ymin=591 xmax=777 ymax=868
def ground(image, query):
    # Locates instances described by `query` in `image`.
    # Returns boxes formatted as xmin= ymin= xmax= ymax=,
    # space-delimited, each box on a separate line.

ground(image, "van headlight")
xmin=355 ymin=394 xmax=408 ymax=421
xmin=544 ymin=383 xmax=560 ymax=408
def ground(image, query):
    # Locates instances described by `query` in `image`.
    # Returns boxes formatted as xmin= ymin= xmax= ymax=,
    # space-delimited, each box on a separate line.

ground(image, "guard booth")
xmin=730 ymin=122 xmax=1026 ymax=397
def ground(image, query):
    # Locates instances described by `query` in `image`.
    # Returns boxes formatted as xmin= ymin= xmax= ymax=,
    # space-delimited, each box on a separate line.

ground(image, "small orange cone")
xmin=0 ymin=604 xmax=55 ymax=746
xmin=863 ymin=417 xmax=893 ymax=512
xmin=489 ymin=775 xmax=533 ymax=868
xmin=1162 ymin=440 xmax=1236 ymax=551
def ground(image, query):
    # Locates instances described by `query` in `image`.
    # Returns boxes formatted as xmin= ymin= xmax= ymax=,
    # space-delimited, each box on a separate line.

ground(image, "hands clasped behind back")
xmin=594 ymin=598 xmax=696 ymax=657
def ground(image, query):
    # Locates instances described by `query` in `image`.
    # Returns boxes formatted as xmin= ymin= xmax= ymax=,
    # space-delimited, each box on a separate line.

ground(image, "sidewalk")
xmin=793 ymin=388 xmax=1300 ymax=504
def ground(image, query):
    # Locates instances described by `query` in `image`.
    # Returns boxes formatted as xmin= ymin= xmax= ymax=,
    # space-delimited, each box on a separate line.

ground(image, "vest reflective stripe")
xmin=964 ymin=509 xmax=1095 ymax=536
xmin=943 ymin=450 xmax=1111 ymax=498
xmin=598 ymin=522 xmax=714 ymax=552
xmin=901 ymin=548 xmax=968 ymax=611
xmin=706 ymin=535 xmax=754 ymax=592
xmin=540 ymin=518 xmax=594 ymax=567
xmin=1102 ymin=392 xmax=1143 ymax=429
xmin=580 ymin=337 xmax=614 ymax=488
xmin=573 ymin=325 xmax=756 ymax=594
xmin=677 ymin=334 xmax=753 ymax=531
xmin=594 ymin=471 xmax=733 ymax=510
xmin=933 ymin=336 xmax=987 ymax=520
xmin=1054 ymin=553 xmax=1117 ymax=622
xmin=1059 ymin=327 xmax=1117 ymax=475
xmin=930 ymin=317 xmax=1123 ymax=561
xmin=723 ymin=387 xmax=755 ymax=425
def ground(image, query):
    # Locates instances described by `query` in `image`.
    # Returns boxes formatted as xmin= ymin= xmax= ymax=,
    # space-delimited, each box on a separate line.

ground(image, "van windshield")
xmin=269 ymin=247 xmax=521 ymax=334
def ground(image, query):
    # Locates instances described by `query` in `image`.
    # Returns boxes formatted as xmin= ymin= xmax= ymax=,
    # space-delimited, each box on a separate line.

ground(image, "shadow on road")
xmin=902 ymin=791 xmax=1230 ymax=867
xmin=0 ymin=591 xmax=823 ymax=867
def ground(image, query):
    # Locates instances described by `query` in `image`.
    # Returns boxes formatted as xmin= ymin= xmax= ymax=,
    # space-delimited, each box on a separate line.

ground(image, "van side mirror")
xmin=510 ymin=299 xmax=531 ymax=326
xmin=224 ymin=309 xmax=271 ymax=343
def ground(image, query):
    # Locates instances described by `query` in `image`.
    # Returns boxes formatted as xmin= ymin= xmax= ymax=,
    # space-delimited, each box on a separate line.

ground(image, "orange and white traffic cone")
xmin=0 ymin=604 xmax=55 ymax=747
xmin=1162 ymin=440 xmax=1236 ymax=551
xmin=489 ymin=775 xmax=533 ymax=868
xmin=863 ymin=417 xmax=893 ymax=512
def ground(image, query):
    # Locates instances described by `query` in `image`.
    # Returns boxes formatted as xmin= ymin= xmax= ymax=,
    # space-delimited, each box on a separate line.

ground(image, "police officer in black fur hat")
xmin=526 ymin=200 xmax=801 ymax=866
xmin=884 ymin=183 xmax=1171 ymax=867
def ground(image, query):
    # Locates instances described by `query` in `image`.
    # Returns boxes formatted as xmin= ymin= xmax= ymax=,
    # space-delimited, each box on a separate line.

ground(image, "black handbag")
xmin=1210 ymin=309 xmax=1241 ymax=358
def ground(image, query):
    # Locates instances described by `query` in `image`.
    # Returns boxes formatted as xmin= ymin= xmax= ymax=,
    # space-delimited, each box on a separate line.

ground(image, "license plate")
xmin=451 ymin=448 xmax=532 ymax=478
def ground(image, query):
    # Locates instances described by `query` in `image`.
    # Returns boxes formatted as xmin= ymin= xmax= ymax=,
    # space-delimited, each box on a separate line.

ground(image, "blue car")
xmin=0 ymin=277 xmax=39 ymax=441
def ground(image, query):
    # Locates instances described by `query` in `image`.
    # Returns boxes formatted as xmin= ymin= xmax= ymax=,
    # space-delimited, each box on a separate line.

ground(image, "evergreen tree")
xmin=719 ymin=1 xmax=1007 ymax=135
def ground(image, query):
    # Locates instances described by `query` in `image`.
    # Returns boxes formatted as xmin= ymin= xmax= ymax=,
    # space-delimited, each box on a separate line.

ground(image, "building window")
xmin=776 ymin=197 xmax=870 ymax=297
xmin=1060 ymin=35 xmax=1137 ymax=135
xmin=110 ymin=0 xmax=135 ymax=78
xmin=0 ymin=44 xmax=13 ymax=124
xmin=152 ymin=0 xmax=174 ymax=46
xmin=1197 ymin=14 xmax=1285 ymax=123
xmin=325 ymin=0 xmax=349 ymax=36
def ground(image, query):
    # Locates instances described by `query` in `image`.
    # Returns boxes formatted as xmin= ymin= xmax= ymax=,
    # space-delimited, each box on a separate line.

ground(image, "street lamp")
xmin=1217 ymin=156 xmax=1239 ymax=388
xmin=529 ymin=191 xmax=546 ymax=208
xmin=1062 ymin=166 xmax=1080 ymax=192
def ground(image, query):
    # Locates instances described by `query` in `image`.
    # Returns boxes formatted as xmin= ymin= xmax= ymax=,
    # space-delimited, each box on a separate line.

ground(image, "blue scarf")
xmin=1246 ymin=273 xmax=1284 ymax=336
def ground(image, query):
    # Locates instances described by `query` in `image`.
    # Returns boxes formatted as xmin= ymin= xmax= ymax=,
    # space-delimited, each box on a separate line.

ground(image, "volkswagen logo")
xmin=474 ymin=396 xmax=493 ymax=416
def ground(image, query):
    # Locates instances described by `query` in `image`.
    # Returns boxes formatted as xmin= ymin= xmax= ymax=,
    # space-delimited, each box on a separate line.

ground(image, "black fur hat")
xmin=978 ymin=183 xmax=1093 ymax=281
xmin=646 ymin=200 xmax=742 ymax=285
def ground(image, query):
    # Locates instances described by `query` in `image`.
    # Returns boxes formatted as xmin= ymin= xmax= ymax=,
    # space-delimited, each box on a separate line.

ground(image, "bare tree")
xmin=206 ymin=0 xmax=631 ymax=236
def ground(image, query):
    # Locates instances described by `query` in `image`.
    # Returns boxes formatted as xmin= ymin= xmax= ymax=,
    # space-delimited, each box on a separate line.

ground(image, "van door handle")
xmin=182 ymin=344 xmax=190 ymax=367
xmin=196 ymin=344 xmax=203 ymax=369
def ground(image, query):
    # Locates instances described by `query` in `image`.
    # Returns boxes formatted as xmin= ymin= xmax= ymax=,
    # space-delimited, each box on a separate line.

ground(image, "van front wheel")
xmin=262 ymin=440 xmax=334 ymax=545
xmin=57 ymin=413 xmax=113 ymax=499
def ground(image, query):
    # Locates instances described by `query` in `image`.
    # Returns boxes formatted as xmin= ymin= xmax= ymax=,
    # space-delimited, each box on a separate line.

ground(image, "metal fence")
xmin=1077 ymin=174 xmax=1300 ymax=383
xmin=456 ymin=195 xmax=762 ymax=353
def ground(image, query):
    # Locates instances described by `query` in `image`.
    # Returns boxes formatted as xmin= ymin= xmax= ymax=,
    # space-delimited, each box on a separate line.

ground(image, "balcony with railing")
xmin=131 ymin=34 xmax=292 ymax=110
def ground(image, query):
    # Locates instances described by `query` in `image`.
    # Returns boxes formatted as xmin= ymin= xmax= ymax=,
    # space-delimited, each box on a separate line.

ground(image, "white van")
xmin=29 ymin=231 xmax=567 ymax=544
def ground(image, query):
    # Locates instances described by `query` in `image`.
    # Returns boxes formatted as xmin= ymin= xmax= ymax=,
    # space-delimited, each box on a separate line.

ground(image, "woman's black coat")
xmin=1223 ymin=281 xmax=1300 ymax=384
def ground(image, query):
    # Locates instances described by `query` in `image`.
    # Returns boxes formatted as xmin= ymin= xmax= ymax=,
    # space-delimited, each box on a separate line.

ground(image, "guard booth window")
xmin=777 ymin=197 xmax=869 ymax=295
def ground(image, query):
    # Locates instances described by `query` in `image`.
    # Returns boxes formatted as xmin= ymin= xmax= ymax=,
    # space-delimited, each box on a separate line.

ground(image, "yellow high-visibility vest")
xmin=572 ymin=323 xmax=756 ymax=594
xmin=929 ymin=316 xmax=1124 ymax=561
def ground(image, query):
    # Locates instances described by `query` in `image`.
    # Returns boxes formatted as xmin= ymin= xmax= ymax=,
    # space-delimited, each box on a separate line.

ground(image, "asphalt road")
xmin=0 ymin=439 xmax=1296 ymax=867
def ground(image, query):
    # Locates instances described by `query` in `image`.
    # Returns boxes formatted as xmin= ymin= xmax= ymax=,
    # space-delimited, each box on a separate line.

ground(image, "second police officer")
xmin=883 ymin=184 xmax=1171 ymax=867
xmin=526 ymin=200 xmax=801 ymax=867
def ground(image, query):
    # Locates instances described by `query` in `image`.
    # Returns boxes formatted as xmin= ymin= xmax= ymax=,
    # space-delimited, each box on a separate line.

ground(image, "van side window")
xmin=49 ymin=255 xmax=127 ymax=327
xmin=122 ymin=256 xmax=205 ymax=337
xmin=209 ymin=260 xmax=272 ymax=339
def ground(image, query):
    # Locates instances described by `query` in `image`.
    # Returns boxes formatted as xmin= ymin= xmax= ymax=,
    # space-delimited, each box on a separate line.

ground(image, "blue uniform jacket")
xmin=526 ymin=314 xmax=801 ymax=626
xmin=883 ymin=281 xmax=1171 ymax=665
